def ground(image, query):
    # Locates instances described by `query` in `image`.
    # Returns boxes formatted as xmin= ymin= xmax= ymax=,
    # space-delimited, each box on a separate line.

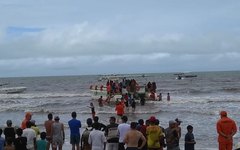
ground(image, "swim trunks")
xmin=126 ymin=147 xmax=138 ymax=150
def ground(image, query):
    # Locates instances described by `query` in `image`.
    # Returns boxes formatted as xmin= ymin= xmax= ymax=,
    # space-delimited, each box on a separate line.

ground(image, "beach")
xmin=0 ymin=71 xmax=240 ymax=149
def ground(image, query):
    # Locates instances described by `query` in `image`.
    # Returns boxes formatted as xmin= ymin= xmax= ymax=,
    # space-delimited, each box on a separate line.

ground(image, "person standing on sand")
xmin=68 ymin=112 xmax=81 ymax=150
xmin=4 ymin=138 xmax=15 ymax=150
xmin=146 ymin=116 xmax=163 ymax=150
xmin=184 ymin=125 xmax=196 ymax=150
xmin=136 ymin=119 xmax=147 ymax=150
xmin=22 ymin=121 xmax=36 ymax=150
xmin=30 ymin=120 xmax=40 ymax=139
xmin=175 ymin=118 xmax=182 ymax=139
xmin=44 ymin=113 xmax=54 ymax=150
xmin=216 ymin=111 xmax=237 ymax=150
xmin=155 ymin=119 xmax=166 ymax=150
xmin=0 ymin=129 xmax=5 ymax=150
xmin=14 ymin=128 xmax=27 ymax=150
xmin=36 ymin=132 xmax=47 ymax=150
xmin=165 ymin=120 xmax=180 ymax=150
xmin=105 ymin=116 xmax=119 ymax=150
xmin=124 ymin=122 xmax=146 ymax=150
xmin=4 ymin=120 xmax=15 ymax=142
xmin=51 ymin=116 xmax=65 ymax=150
xmin=88 ymin=123 xmax=106 ymax=150
xmin=81 ymin=118 xmax=93 ymax=150
xmin=92 ymin=116 xmax=106 ymax=132
xmin=118 ymin=116 xmax=130 ymax=150
xmin=21 ymin=112 xmax=32 ymax=129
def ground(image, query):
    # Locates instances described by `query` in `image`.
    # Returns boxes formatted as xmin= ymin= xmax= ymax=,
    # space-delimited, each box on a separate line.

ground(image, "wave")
xmin=221 ymin=87 xmax=240 ymax=93
xmin=207 ymin=99 xmax=240 ymax=103
xmin=160 ymin=107 xmax=219 ymax=116
xmin=0 ymin=92 xmax=92 ymax=100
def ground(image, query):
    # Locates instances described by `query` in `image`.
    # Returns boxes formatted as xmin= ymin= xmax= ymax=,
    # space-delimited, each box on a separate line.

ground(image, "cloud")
xmin=0 ymin=0 xmax=240 ymax=77
xmin=2 ymin=23 xmax=240 ymax=59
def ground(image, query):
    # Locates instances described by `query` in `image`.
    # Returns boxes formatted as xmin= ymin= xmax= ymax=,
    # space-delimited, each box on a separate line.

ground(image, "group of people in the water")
xmin=95 ymin=91 xmax=171 ymax=111
xmin=105 ymin=78 xmax=142 ymax=95
xmin=91 ymin=78 xmax=159 ymax=97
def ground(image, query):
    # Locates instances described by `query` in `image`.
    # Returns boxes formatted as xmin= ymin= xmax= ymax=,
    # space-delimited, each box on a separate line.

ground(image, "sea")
xmin=0 ymin=71 xmax=240 ymax=150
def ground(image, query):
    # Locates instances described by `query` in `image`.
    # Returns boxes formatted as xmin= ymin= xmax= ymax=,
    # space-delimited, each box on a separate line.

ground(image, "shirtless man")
xmin=44 ymin=113 xmax=54 ymax=150
xmin=124 ymin=122 xmax=146 ymax=150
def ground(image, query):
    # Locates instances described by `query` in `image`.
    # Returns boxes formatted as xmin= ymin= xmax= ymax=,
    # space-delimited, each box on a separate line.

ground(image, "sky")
xmin=0 ymin=0 xmax=240 ymax=77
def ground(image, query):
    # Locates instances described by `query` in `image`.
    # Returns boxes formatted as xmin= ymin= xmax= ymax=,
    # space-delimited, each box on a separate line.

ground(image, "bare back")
xmin=44 ymin=120 xmax=54 ymax=136
xmin=124 ymin=129 xmax=146 ymax=148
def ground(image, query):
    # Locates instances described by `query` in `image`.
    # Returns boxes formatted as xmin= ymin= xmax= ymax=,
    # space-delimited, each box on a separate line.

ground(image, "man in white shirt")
xmin=88 ymin=123 xmax=106 ymax=150
xmin=22 ymin=121 xmax=36 ymax=150
xmin=118 ymin=115 xmax=130 ymax=150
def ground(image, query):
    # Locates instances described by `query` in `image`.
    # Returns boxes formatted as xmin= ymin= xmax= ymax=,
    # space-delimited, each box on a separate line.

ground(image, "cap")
xmin=149 ymin=116 xmax=156 ymax=123
xmin=54 ymin=116 xmax=60 ymax=120
xmin=220 ymin=111 xmax=227 ymax=116
xmin=6 ymin=120 xmax=12 ymax=125
xmin=169 ymin=120 xmax=176 ymax=125
xmin=175 ymin=118 xmax=182 ymax=124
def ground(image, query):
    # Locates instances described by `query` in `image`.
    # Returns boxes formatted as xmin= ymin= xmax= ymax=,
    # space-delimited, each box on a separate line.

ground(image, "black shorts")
xmin=126 ymin=147 xmax=138 ymax=150
xmin=70 ymin=135 xmax=80 ymax=145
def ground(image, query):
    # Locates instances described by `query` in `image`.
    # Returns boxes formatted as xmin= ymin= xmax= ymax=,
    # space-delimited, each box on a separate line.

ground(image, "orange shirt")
xmin=216 ymin=116 xmax=237 ymax=143
xmin=115 ymin=104 xmax=124 ymax=116
xmin=21 ymin=112 xmax=32 ymax=129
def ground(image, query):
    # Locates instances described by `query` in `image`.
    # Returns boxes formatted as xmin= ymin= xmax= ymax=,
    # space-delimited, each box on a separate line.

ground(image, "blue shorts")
xmin=70 ymin=135 xmax=80 ymax=145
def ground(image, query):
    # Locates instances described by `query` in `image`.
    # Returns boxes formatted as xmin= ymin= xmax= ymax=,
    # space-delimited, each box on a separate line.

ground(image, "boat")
xmin=0 ymin=86 xmax=27 ymax=94
xmin=174 ymin=73 xmax=197 ymax=80
xmin=90 ymin=75 xmax=158 ymax=105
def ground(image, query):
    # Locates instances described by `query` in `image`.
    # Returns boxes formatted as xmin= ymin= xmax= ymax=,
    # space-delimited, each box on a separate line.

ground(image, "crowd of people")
xmin=80 ymin=115 xmax=196 ymax=150
xmin=0 ymin=110 xmax=238 ymax=150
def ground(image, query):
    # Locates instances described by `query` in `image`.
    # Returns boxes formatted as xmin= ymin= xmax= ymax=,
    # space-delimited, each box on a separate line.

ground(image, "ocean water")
xmin=0 ymin=71 xmax=240 ymax=149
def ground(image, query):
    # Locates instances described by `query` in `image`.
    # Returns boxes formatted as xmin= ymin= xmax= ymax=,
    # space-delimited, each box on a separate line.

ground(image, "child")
xmin=0 ymin=128 xmax=5 ymax=150
xmin=4 ymin=120 xmax=15 ymax=142
xmin=88 ymin=102 xmax=96 ymax=119
xmin=184 ymin=125 xmax=196 ymax=150
xmin=14 ymin=128 xmax=27 ymax=150
xmin=36 ymin=132 xmax=47 ymax=150
xmin=4 ymin=138 xmax=14 ymax=150
xmin=30 ymin=120 xmax=40 ymax=139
